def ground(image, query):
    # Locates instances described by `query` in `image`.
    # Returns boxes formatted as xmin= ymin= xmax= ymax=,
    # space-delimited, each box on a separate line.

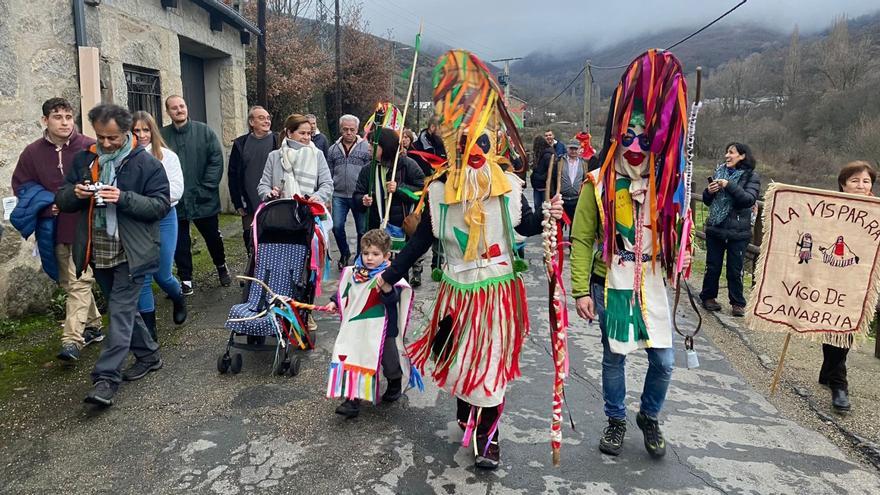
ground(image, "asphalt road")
xmin=2 ymin=238 xmax=879 ymax=494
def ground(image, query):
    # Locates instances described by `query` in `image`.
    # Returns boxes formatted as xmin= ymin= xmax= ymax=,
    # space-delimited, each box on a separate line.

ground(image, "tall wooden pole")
xmin=582 ymin=60 xmax=591 ymax=130
xmin=334 ymin=0 xmax=342 ymax=123
xmin=257 ymin=0 xmax=267 ymax=108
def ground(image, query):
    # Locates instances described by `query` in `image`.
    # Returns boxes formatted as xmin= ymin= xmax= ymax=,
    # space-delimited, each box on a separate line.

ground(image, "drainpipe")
xmin=73 ymin=0 xmax=87 ymax=47
xmin=72 ymin=0 xmax=100 ymax=137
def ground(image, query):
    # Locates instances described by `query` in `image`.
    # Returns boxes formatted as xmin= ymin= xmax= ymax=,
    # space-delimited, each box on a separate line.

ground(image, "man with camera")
xmin=56 ymin=104 xmax=171 ymax=406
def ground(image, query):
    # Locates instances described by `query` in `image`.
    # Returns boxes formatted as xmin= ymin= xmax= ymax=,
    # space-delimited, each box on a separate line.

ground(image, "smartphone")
xmin=707 ymin=177 xmax=714 ymax=183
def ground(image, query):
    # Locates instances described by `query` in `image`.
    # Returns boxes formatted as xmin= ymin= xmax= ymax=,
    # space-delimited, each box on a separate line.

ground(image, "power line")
xmin=533 ymin=0 xmax=749 ymax=111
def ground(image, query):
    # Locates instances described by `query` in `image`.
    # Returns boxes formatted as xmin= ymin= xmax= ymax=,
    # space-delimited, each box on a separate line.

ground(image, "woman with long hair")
xmin=819 ymin=160 xmax=876 ymax=413
xmin=700 ymin=142 xmax=761 ymax=317
xmin=131 ymin=111 xmax=187 ymax=340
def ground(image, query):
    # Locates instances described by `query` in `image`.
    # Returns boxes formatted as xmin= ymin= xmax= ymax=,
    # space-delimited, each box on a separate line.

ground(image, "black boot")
xmin=636 ymin=411 xmax=667 ymax=458
xmin=335 ymin=399 xmax=361 ymax=418
xmin=599 ymin=417 xmax=627 ymax=456
xmin=475 ymin=431 xmax=500 ymax=470
xmin=832 ymin=388 xmax=851 ymax=413
xmin=381 ymin=378 xmax=402 ymax=402
xmin=171 ymin=293 xmax=188 ymax=325
xmin=474 ymin=404 xmax=501 ymax=469
xmin=140 ymin=311 xmax=157 ymax=343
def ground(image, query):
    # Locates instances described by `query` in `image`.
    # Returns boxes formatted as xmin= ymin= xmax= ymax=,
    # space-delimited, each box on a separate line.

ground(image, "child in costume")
xmin=377 ymin=50 xmax=564 ymax=470
xmin=326 ymin=229 xmax=415 ymax=418
xmin=571 ymin=49 xmax=692 ymax=459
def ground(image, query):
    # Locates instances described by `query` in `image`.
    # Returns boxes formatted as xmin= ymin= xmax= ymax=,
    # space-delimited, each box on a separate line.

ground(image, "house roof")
xmin=193 ymin=0 xmax=261 ymax=35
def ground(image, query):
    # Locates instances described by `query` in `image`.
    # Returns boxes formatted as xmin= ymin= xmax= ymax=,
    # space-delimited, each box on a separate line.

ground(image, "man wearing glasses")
xmin=227 ymin=106 xmax=280 ymax=253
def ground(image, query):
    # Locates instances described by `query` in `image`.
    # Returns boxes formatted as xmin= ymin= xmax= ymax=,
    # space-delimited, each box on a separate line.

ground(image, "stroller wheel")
xmin=217 ymin=354 xmax=231 ymax=374
xmin=289 ymin=356 xmax=302 ymax=377
xmin=273 ymin=358 xmax=289 ymax=376
xmin=230 ymin=353 xmax=243 ymax=374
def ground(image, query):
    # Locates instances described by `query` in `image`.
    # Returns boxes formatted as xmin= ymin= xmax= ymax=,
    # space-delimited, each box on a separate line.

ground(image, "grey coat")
xmin=555 ymin=156 xmax=588 ymax=201
xmin=257 ymin=139 xmax=334 ymax=204
xmin=326 ymin=137 xmax=372 ymax=198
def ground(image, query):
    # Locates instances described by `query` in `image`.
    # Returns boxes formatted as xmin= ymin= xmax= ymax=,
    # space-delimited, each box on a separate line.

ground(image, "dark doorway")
xmin=179 ymin=53 xmax=207 ymax=123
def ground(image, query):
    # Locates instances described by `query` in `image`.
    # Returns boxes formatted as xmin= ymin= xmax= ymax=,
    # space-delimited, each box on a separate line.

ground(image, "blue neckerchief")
xmin=352 ymin=255 xmax=390 ymax=283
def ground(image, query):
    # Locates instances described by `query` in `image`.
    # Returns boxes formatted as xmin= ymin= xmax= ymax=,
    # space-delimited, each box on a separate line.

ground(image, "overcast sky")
xmin=349 ymin=0 xmax=879 ymax=60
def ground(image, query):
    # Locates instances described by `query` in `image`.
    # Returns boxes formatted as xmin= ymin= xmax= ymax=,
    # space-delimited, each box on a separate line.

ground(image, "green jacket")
xmin=160 ymin=120 xmax=223 ymax=220
xmin=570 ymin=178 xmax=607 ymax=299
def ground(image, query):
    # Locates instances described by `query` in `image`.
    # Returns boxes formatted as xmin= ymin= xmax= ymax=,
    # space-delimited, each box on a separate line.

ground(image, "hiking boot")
xmin=381 ymin=378 xmax=403 ymax=402
xmin=172 ymin=295 xmax=188 ymax=325
xmin=599 ymin=417 xmax=627 ymax=456
xmin=84 ymin=380 xmax=117 ymax=407
xmin=335 ymin=399 xmax=361 ymax=419
xmin=731 ymin=305 xmax=745 ymax=317
xmin=217 ymin=265 xmax=232 ymax=287
xmin=702 ymin=298 xmax=721 ymax=311
xmin=181 ymin=281 xmax=194 ymax=296
xmin=57 ymin=343 xmax=80 ymax=361
xmin=122 ymin=357 xmax=163 ymax=381
xmin=410 ymin=270 xmax=422 ymax=288
xmin=337 ymin=255 xmax=350 ymax=272
xmin=82 ymin=327 xmax=104 ymax=346
xmin=474 ymin=434 xmax=500 ymax=470
xmin=832 ymin=388 xmax=851 ymax=413
xmin=636 ymin=411 xmax=667 ymax=458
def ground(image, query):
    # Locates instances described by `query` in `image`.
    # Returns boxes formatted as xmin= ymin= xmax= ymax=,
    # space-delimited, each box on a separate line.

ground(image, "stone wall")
xmin=0 ymin=0 xmax=250 ymax=317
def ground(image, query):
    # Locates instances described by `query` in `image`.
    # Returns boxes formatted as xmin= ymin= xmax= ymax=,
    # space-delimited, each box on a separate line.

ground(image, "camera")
xmin=83 ymin=180 xmax=107 ymax=208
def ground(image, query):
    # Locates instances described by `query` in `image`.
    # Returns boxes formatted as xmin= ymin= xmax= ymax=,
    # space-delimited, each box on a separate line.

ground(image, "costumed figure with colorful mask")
xmin=377 ymin=49 xmax=564 ymax=470
xmin=570 ymin=49 xmax=693 ymax=459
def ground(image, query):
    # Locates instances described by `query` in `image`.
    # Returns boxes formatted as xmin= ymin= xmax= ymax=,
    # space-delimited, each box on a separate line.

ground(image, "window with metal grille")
xmin=124 ymin=65 xmax=163 ymax=126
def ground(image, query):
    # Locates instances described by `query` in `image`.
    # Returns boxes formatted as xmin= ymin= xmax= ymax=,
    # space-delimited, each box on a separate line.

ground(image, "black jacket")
xmin=531 ymin=148 xmax=555 ymax=191
xmin=227 ymin=132 xmax=281 ymax=212
xmin=353 ymin=156 xmax=425 ymax=229
xmin=56 ymin=146 xmax=170 ymax=278
xmin=702 ymin=168 xmax=761 ymax=241
xmin=312 ymin=133 xmax=330 ymax=157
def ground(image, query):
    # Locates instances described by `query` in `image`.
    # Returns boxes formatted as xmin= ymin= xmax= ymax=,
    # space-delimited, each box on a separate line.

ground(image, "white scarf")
xmin=279 ymin=139 xmax=319 ymax=198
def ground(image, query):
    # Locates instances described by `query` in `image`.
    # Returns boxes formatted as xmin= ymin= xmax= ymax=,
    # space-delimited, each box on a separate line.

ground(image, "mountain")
xmin=511 ymin=24 xmax=788 ymax=102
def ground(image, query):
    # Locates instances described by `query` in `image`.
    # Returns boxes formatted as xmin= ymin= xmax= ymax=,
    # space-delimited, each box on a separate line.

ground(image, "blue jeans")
xmin=592 ymin=281 xmax=675 ymax=419
xmin=139 ymin=208 xmax=182 ymax=312
xmin=533 ymin=189 xmax=545 ymax=211
xmin=332 ymin=195 xmax=365 ymax=260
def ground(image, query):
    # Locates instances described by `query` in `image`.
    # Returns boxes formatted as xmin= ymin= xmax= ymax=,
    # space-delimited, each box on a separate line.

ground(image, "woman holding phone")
xmin=699 ymin=142 xmax=761 ymax=317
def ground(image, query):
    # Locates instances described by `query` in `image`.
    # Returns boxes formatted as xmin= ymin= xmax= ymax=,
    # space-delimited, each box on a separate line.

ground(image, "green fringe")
xmin=605 ymin=289 xmax=649 ymax=343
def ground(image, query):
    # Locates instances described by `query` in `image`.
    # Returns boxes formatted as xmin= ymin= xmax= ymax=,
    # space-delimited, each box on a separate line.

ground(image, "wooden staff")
xmin=769 ymin=333 xmax=792 ymax=396
xmin=382 ymin=22 xmax=423 ymax=229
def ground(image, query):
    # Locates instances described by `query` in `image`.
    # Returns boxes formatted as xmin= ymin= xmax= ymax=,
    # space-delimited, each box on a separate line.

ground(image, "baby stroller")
xmin=220 ymin=198 xmax=325 ymax=376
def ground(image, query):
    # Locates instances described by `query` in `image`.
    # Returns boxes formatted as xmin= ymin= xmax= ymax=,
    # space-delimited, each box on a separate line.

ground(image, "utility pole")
xmin=334 ymin=0 xmax=341 ymax=123
xmin=257 ymin=0 xmax=267 ymax=108
xmin=582 ymin=60 xmax=592 ymax=131
xmin=389 ymin=43 xmax=395 ymax=102
xmin=416 ymin=70 xmax=421 ymax=130
xmin=490 ymin=57 xmax=522 ymax=105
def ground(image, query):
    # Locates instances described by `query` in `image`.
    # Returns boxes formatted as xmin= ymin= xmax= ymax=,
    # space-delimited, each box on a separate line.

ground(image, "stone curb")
xmin=707 ymin=308 xmax=880 ymax=470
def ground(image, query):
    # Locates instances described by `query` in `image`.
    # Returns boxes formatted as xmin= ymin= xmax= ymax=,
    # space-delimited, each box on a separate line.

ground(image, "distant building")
xmin=0 ymin=0 xmax=258 ymax=316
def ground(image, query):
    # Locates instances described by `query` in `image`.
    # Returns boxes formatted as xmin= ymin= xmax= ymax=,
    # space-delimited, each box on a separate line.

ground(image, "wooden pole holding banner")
xmin=769 ymin=333 xmax=792 ymax=396
xmin=381 ymin=22 xmax=422 ymax=229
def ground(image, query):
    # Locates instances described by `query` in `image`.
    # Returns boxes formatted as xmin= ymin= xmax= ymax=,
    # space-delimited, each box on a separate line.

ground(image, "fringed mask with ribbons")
xmin=432 ymin=49 xmax=529 ymax=261
xmin=596 ymin=48 xmax=690 ymax=280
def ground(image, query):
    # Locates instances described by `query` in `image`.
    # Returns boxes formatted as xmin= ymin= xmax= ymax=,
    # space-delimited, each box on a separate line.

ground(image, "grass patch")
xmin=0 ymin=314 xmax=62 ymax=400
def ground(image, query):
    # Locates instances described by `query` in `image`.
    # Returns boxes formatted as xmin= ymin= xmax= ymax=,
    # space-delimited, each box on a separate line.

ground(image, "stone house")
xmin=0 ymin=0 xmax=258 ymax=316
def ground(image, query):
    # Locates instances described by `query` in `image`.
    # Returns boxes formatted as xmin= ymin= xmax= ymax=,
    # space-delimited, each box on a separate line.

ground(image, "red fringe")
xmin=407 ymin=277 xmax=529 ymax=399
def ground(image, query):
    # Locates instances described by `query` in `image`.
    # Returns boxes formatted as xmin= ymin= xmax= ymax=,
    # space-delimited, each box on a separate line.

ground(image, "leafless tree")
xmin=816 ymin=15 xmax=872 ymax=91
